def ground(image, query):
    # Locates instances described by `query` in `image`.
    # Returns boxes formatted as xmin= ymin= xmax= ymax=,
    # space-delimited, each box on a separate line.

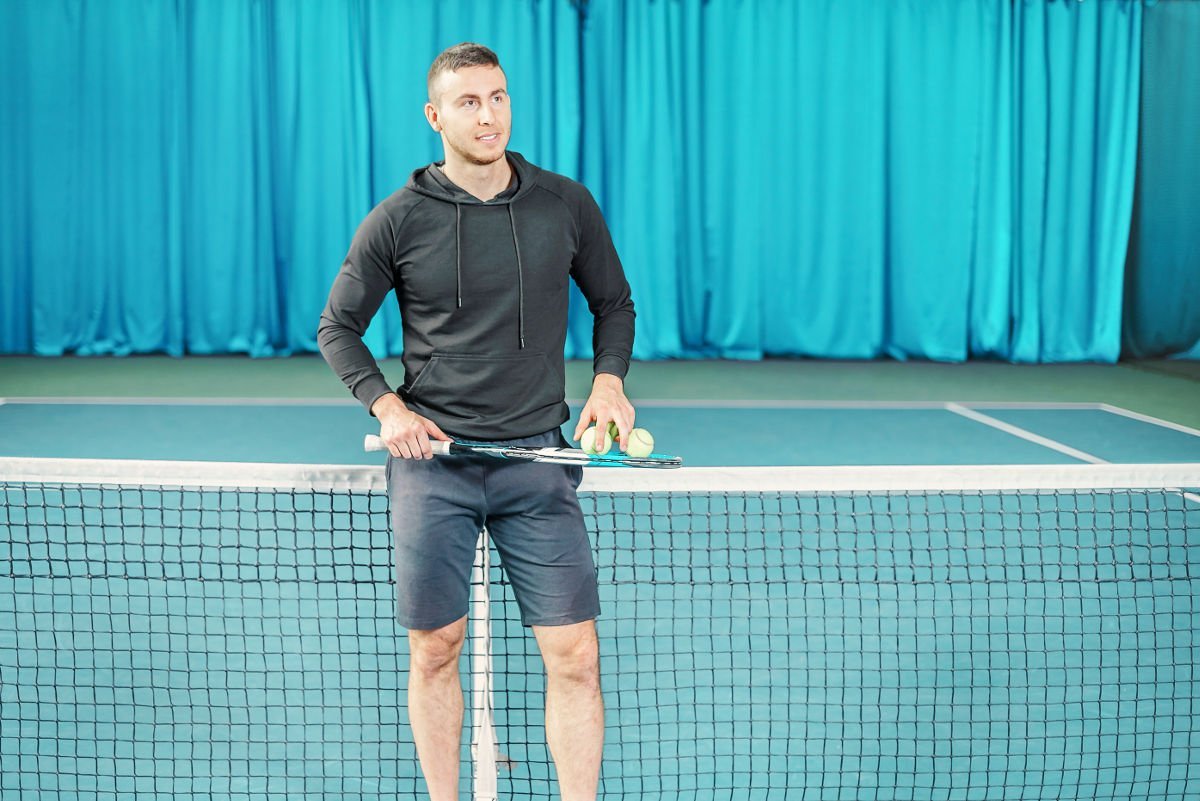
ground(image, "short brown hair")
xmin=427 ymin=43 xmax=502 ymax=104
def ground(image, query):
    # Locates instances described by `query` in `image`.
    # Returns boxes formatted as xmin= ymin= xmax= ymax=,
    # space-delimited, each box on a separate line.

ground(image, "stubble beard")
xmin=448 ymin=134 xmax=506 ymax=167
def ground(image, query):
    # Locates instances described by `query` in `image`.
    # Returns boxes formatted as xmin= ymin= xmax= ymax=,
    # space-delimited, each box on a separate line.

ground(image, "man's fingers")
xmin=379 ymin=414 xmax=448 ymax=460
xmin=386 ymin=431 xmax=419 ymax=460
xmin=415 ymin=432 xmax=433 ymax=460
xmin=572 ymin=407 xmax=594 ymax=441
xmin=595 ymin=416 xmax=613 ymax=453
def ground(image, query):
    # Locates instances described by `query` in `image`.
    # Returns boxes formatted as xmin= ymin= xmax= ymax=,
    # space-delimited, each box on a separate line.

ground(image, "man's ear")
xmin=424 ymin=102 xmax=442 ymax=133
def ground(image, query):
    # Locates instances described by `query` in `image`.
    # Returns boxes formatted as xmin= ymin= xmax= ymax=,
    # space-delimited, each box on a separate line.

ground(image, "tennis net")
xmin=2 ymin=457 xmax=1199 ymax=800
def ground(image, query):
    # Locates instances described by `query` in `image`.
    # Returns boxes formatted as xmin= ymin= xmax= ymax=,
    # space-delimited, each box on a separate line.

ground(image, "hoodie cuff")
xmin=593 ymin=354 xmax=630 ymax=381
xmin=353 ymin=374 xmax=398 ymax=416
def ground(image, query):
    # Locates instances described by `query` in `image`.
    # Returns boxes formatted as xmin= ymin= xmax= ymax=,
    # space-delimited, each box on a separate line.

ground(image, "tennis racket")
xmin=363 ymin=435 xmax=683 ymax=468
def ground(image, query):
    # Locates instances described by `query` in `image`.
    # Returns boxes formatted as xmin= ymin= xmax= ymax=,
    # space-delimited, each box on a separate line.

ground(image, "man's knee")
xmin=537 ymin=621 xmax=600 ymax=687
xmin=409 ymin=615 xmax=467 ymax=678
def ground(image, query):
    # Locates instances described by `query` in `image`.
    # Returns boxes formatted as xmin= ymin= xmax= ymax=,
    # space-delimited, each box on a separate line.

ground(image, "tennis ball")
xmin=580 ymin=426 xmax=614 ymax=455
xmin=625 ymin=428 xmax=654 ymax=458
xmin=607 ymin=421 xmax=620 ymax=439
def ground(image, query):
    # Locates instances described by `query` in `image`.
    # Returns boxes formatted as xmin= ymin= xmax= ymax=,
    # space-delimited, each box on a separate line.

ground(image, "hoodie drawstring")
xmin=454 ymin=203 xmax=463 ymax=309
xmin=443 ymin=169 xmax=525 ymax=349
xmin=507 ymin=204 xmax=526 ymax=349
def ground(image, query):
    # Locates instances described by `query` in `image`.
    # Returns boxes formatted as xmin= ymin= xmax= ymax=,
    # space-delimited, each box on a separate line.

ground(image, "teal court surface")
xmin=2 ymin=396 xmax=1200 ymax=466
xmin=2 ymin=364 xmax=1199 ymax=801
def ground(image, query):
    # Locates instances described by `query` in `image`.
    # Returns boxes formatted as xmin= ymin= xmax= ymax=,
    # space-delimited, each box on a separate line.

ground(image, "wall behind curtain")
xmin=1 ymin=0 xmax=1183 ymax=361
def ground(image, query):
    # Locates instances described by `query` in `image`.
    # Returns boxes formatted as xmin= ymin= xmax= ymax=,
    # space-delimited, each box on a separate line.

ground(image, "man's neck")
xmin=441 ymin=153 xmax=513 ymax=202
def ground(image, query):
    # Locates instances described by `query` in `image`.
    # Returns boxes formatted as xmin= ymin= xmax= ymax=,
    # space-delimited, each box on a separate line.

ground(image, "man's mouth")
xmin=477 ymin=133 xmax=501 ymax=143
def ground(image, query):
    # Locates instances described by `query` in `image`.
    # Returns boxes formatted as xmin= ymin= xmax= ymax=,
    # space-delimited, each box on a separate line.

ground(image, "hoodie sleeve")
xmin=570 ymin=187 xmax=636 ymax=379
xmin=316 ymin=205 xmax=398 ymax=415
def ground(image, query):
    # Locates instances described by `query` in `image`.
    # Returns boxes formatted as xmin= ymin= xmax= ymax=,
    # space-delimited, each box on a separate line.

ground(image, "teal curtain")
xmin=582 ymin=0 xmax=1143 ymax=361
xmin=0 ymin=0 xmax=579 ymax=357
xmin=1010 ymin=0 xmax=1143 ymax=361
xmin=0 ymin=0 xmax=1175 ymax=361
xmin=1122 ymin=0 xmax=1200 ymax=359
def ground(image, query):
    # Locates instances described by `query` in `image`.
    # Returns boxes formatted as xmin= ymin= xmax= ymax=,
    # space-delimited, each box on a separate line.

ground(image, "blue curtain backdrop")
xmin=0 ymin=0 xmax=1188 ymax=361
xmin=0 ymin=0 xmax=581 ymax=357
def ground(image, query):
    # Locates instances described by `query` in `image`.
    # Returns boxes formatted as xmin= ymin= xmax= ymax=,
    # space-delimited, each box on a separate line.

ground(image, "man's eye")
xmin=464 ymin=100 xmax=476 ymax=108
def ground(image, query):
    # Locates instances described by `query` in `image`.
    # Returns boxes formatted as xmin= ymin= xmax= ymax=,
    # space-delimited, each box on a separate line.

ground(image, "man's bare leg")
xmin=408 ymin=615 xmax=468 ymax=801
xmin=533 ymin=620 xmax=604 ymax=801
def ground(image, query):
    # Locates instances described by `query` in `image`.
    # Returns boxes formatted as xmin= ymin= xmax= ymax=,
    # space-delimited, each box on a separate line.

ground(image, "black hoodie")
xmin=317 ymin=151 xmax=635 ymax=440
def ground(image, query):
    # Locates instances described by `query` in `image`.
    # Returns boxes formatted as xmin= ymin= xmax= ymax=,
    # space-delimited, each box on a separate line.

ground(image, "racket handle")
xmin=363 ymin=434 xmax=454 ymax=456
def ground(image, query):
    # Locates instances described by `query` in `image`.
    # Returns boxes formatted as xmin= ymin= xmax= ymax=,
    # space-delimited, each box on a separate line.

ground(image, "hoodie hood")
xmin=403 ymin=151 xmax=542 ymax=348
xmin=405 ymin=150 xmax=542 ymax=204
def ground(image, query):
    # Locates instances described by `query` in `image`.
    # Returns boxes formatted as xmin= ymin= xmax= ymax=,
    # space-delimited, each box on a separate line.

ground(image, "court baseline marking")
xmin=943 ymin=403 xmax=1107 ymax=465
xmin=944 ymin=403 xmax=1200 ymax=504
xmin=1098 ymin=403 xmax=1200 ymax=438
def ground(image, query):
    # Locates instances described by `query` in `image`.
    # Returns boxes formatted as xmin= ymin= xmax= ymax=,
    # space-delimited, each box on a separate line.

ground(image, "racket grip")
xmin=363 ymin=435 xmax=455 ymax=456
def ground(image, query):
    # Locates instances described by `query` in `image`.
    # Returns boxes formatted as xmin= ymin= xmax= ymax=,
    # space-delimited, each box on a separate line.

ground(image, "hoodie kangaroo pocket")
xmin=404 ymin=351 xmax=561 ymax=422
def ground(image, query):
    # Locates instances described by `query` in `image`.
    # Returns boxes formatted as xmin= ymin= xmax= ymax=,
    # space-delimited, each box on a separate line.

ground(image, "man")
xmin=316 ymin=42 xmax=636 ymax=801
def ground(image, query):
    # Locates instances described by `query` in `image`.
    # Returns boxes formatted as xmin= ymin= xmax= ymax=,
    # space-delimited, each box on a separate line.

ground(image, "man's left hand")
xmin=573 ymin=373 xmax=635 ymax=453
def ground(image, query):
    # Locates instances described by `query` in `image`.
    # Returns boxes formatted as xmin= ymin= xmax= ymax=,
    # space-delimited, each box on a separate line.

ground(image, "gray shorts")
xmin=385 ymin=429 xmax=600 ymax=630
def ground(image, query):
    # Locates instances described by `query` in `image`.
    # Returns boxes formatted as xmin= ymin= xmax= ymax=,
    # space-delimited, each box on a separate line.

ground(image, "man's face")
xmin=427 ymin=65 xmax=511 ymax=166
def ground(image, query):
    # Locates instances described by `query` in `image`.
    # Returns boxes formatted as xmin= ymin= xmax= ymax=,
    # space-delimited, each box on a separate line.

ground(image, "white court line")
xmin=1098 ymin=404 xmax=1200 ymax=438
xmin=959 ymin=401 xmax=1105 ymax=410
xmin=944 ymin=403 xmax=1107 ymax=465
xmin=2 ymin=396 xmax=359 ymax=406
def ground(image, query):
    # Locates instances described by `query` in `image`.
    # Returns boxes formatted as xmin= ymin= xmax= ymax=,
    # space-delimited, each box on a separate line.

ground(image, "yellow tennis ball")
xmin=607 ymin=421 xmax=620 ymax=439
xmin=626 ymin=428 xmax=654 ymax=458
xmin=597 ymin=427 xmax=614 ymax=454
xmin=580 ymin=426 xmax=614 ymax=455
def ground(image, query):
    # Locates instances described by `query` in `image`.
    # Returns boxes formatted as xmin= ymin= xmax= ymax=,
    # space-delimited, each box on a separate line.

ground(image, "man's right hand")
xmin=370 ymin=393 xmax=451 ymax=459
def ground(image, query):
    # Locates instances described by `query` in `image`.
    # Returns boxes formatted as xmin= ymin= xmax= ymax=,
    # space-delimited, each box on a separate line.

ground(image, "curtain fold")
xmin=0 ymin=0 xmax=1176 ymax=361
xmin=1122 ymin=0 xmax=1200 ymax=359
xmin=1010 ymin=0 xmax=1142 ymax=362
xmin=0 ymin=0 xmax=31 ymax=353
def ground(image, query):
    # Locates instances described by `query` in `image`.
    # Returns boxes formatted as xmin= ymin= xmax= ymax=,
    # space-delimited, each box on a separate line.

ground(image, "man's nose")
xmin=478 ymin=105 xmax=494 ymax=125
